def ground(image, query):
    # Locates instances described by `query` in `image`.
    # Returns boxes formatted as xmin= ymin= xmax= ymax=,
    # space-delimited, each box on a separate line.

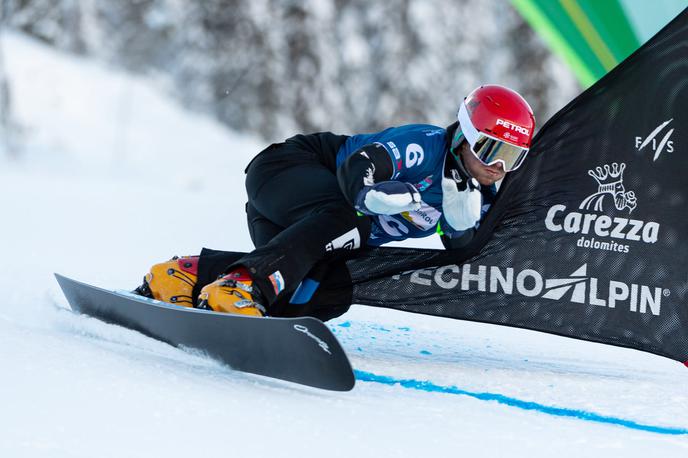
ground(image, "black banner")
xmin=346 ymin=9 xmax=688 ymax=364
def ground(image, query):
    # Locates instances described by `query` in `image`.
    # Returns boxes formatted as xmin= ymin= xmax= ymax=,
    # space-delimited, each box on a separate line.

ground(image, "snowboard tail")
xmin=55 ymin=274 xmax=355 ymax=391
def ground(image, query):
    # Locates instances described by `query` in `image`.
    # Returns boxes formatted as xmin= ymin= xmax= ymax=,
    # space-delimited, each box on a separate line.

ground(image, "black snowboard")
xmin=55 ymin=274 xmax=355 ymax=391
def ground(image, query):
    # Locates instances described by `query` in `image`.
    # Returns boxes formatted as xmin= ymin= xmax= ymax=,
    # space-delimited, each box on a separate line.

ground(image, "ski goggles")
xmin=469 ymin=132 xmax=529 ymax=172
xmin=451 ymin=130 xmax=529 ymax=172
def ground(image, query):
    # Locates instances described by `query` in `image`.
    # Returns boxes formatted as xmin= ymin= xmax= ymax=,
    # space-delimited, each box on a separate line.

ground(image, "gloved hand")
xmin=357 ymin=181 xmax=422 ymax=215
xmin=441 ymin=175 xmax=482 ymax=231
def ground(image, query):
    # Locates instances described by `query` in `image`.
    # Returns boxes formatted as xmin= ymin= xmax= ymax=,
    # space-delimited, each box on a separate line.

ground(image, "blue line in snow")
xmin=354 ymin=370 xmax=688 ymax=436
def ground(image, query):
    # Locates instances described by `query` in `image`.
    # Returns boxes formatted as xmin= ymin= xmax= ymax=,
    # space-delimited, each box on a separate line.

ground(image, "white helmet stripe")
xmin=458 ymin=101 xmax=480 ymax=149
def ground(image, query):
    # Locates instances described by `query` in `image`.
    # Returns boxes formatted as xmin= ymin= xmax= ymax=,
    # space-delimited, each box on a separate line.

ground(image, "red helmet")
xmin=455 ymin=84 xmax=535 ymax=172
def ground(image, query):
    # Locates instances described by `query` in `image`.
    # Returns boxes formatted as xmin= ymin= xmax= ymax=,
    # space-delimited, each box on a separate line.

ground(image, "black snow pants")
xmin=197 ymin=133 xmax=372 ymax=318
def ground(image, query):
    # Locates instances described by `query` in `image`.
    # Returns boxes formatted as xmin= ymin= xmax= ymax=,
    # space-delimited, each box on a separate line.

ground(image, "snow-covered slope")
xmin=1 ymin=33 xmax=687 ymax=457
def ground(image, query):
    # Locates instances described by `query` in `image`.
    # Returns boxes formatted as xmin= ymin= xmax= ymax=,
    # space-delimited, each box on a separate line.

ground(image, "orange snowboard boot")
xmin=134 ymin=256 xmax=199 ymax=307
xmin=197 ymin=267 xmax=266 ymax=316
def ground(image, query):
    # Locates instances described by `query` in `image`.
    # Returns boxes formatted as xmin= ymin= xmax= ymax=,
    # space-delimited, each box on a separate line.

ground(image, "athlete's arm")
xmin=440 ymin=225 xmax=476 ymax=250
xmin=438 ymin=183 xmax=481 ymax=249
xmin=441 ymin=174 xmax=482 ymax=231
xmin=337 ymin=143 xmax=420 ymax=215
xmin=439 ymin=178 xmax=497 ymax=250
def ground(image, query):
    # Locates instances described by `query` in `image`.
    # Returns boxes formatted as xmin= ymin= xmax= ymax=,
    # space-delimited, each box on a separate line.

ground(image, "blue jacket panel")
xmin=336 ymin=124 xmax=494 ymax=246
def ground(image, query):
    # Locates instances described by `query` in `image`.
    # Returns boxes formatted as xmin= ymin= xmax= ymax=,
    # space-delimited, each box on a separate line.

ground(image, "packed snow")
xmin=1 ymin=33 xmax=687 ymax=457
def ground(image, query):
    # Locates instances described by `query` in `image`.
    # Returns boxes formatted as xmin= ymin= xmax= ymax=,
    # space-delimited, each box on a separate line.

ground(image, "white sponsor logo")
xmin=496 ymin=118 xmax=530 ymax=136
xmin=635 ymin=119 xmax=675 ymax=161
xmin=405 ymin=263 xmax=666 ymax=316
xmin=294 ymin=324 xmax=332 ymax=355
xmin=502 ymin=132 xmax=519 ymax=142
xmin=425 ymin=128 xmax=444 ymax=137
xmin=325 ymin=228 xmax=361 ymax=252
xmin=363 ymin=163 xmax=375 ymax=186
xmin=544 ymin=163 xmax=659 ymax=252
xmin=579 ymin=163 xmax=636 ymax=213
xmin=387 ymin=141 xmax=400 ymax=159
xmin=387 ymin=141 xmax=401 ymax=179
xmin=450 ymin=168 xmax=463 ymax=184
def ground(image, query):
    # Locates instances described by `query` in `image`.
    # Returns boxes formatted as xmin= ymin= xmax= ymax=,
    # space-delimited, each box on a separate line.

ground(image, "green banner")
xmin=512 ymin=0 xmax=686 ymax=87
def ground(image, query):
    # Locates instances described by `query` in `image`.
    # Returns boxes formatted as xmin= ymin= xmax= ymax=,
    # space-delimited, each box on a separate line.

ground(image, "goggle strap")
xmin=451 ymin=130 xmax=465 ymax=152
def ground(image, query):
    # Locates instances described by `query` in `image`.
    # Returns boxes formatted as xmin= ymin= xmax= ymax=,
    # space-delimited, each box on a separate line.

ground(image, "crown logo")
xmin=580 ymin=162 xmax=636 ymax=213
xmin=588 ymin=163 xmax=624 ymax=188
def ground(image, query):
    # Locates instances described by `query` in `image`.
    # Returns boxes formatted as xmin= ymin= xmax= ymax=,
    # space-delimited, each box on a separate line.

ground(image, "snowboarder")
xmin=135 ymin=84 xmax=535 ymax=318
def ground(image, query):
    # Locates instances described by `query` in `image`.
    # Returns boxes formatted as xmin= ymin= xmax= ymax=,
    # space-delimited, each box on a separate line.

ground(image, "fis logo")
xmin=635 ymin=119 xmax=675 ymax=161
xmin=405 ymin=263 xmax=666 ymax=316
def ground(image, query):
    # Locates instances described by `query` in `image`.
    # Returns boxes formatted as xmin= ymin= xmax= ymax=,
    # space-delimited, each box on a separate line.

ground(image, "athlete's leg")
xmin=232 ymin=146 xmax=370 ymax=309
xmin=246 ymin=202 xmax=283 ymax=248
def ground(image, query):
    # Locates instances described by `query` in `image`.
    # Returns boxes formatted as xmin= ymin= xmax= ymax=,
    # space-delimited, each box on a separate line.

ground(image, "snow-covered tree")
xmin=4 ymin=0 xmax=84 ymax=52
xmin=3 ymin=0 xmax=580 ymax=141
